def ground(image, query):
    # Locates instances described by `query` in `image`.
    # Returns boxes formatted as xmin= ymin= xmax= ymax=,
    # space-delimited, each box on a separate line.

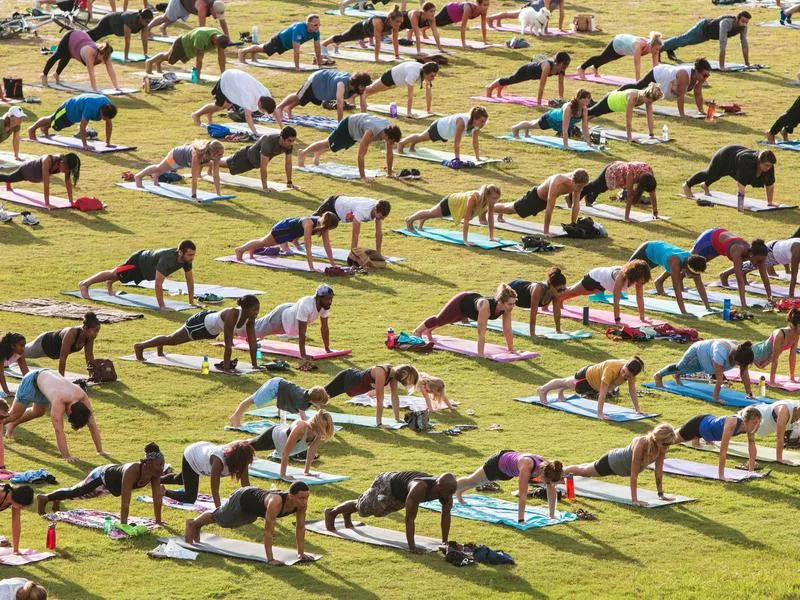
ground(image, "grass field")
xmin=2 ymin=0 xmax=800 ymax=597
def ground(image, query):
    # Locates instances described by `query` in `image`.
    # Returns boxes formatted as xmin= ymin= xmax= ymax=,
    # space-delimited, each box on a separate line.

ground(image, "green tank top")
xmin=607 ymin=90 xmax=629 ymax=113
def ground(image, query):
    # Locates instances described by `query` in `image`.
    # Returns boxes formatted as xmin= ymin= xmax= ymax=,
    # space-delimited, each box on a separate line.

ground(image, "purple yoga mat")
xmin=0 ymin=189 xmax=72 ymax=209
xmin=541 ymin=305 xmax=665 ymax=328
xmin=420 ymin=36 xmax=503 ymax=48
xmin=470 ymin=24 xmax=575 ymax=36
xmin=216 ymin=255 xmax=327 ymax=273
xmin=432 ymin=335 xmax=538 ymax=362
xmin=218 ymin=338 xmax=352 ymax=360
xmin=567 ymin=73 xmax=636 ymax=86
xmin=724 ymin=369 xmax=800 ymax=392
xmin=470 ymin=95 xmax=547 ymax=107
xmin=647 ymin=458 xmax=764 ymax=481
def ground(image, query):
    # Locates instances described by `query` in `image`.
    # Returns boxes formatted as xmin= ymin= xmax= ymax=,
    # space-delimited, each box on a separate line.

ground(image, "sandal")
xmin=476 ymin=481 xmax=501 ymax=492
xmin=214 ymin=358 xmax=238 ymax=371
xmin=297 ymin=360 xmax=318 ymax=372
xmin=265 ymin=360 xmax=290 ymax=372
xmin=486 ymin=423 xmax=503 ymax=431
xmin=576 ymin=508 xmax=597 ymax=521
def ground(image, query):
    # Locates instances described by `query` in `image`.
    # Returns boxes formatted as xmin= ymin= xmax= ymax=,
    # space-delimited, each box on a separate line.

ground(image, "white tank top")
xmin=434 ymin=113 xmax=470 ymax=141
xmin=769 ymin=239 xmax=800 ymax=265
xmin=589 ymin=266 xmax=624 ymax=291
xmin=653 ymin=65 xmax=691 ymax=100
xmin=204 ymin=307 xmax=246 ymax=337
xmin=271 ymin=422 xmax=310 ymax=456
xmin=183 ymin=441 xmax=230 ymax=476
xmin=756 ymin=400 xmax=800 ymax=436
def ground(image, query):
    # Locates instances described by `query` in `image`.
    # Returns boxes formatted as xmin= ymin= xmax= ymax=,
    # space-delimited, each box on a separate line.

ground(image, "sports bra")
xmin=459 ymin=293 xmax=502 ymax=321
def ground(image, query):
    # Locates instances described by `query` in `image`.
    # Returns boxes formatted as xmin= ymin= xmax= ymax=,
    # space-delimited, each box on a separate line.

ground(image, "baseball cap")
xmin=4 ymin=107 xmax=25 ymax=119
xmin=315 ymin=284 xmax=334 ymax=297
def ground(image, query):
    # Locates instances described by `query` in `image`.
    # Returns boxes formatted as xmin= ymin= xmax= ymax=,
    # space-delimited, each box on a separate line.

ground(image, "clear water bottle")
xmin=759 ymin=376 xmax=766 ymax=397
xmin=661 ymin=124 xmax=669 ymax=141
xmin=251 ymin=26 xmax=259 ymax=44
xmin=191 ymin=67 xmax=199 ymax=84
xmin=389 ymin=102 xmax=397 ymax=118
xmin=599 ymin=131 xmax=606 ymax=147
xmin=103 ymin=515 xmax=113 ymax=535
xmin=256 ymin=341 xmax=262 ymax=361
xmin=201 ymin=355 xmax=209 ymax=375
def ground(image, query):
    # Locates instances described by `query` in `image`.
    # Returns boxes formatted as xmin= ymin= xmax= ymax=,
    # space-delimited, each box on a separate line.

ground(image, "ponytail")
xmin=62 ymin=152 xmax=80 ymax=185
xmin=315 ymin=211 xmax=340 ymax=234
xmin=495 ymin=282 xmax=517 ymax=304
xmin=467 ymin=106 xmax=488 ymax=130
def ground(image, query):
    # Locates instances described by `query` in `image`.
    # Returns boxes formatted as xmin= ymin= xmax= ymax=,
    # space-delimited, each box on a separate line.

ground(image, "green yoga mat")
xmin=111 ymin=51 xmax=146 ymax=63
xmin=421 ymin=494 xmax=576 ymax=531
xmin=455 ymin=318 xmax=591 ymax=341
xmin=682 ymin=441 xmax=800 ymax=464
xmin=246 ymin=407 xmax=407 ymax=429
xmin=393 ymin=227 xmax=517 ymax=249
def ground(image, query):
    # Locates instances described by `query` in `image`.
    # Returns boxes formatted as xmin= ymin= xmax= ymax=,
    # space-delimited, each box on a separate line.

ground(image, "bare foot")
xmin=134 ymin=344 xmax=145 ymax=361
xmin=184 ymin=518 xmax=197 ymax=543
xmin=324 ymin=508 xmax=336 ymax=531
xmin=538 ymin=387 xmax=548 ymax=403
xmin=405 ymin=217 xmax=415 ymax=232
xmin=682 ymin=183 xmax=694 ymax=199
xmin=191 ymin=112 xmax=201 ymax=126
xmin=312 ymin=153 xmax=321 ymax=166
xmin=134 ymin=174 xmax=143 ymax=189
xmin=653 ymin=374 xmax=663 ymax=388
xmin=79 ymin=282 xmax=90 ymax=299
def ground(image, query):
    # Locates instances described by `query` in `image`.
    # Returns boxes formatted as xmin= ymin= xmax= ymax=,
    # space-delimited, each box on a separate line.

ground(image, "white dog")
xmin=519 ymin=6 xmax=550 ymax=35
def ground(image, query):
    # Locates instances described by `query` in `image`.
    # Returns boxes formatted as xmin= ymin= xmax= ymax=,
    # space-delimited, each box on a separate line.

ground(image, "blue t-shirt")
xmin=692 ymin=339 xmax=734 ymax=374
xmin=310 ymin=70 xmax=351 ymax=102
xmin=278 ymin=22 xmax=320 ymax=50
xmin=63 ymin=93 xmax=111 ymax=124
xmin=699 ymin=415 xmax=742 ymax=442
xmin=645 ymin=241 xmax=690 ymax=271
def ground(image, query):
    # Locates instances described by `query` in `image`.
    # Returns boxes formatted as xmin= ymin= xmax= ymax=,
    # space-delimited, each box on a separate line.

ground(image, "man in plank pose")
xmin=147 ymin=0 xmax=230 ymax=39
xmin=238 ymin=14 xmax=324 ymax=69
xmin=661 ymin=12 xmax=750 ymax=70
xmin=28 ymin=93 xmax=117 ymax=151
xmin=313 ymin=195 xmax=390 ymax=253
xmin=145 ymin=27 xmax=229 ymax=79
xmin=217 ymin=127 xmax=297 ymax=193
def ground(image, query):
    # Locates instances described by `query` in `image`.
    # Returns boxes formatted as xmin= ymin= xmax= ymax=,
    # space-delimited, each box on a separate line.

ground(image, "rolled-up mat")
xmin=0 ymin=188 xmax=72 ymax=209
xmin=642 ymin=381 xmax=771 ymax=407
xmin=647 ymin=458 xmax=765 ymax=481
xmin=557 ymin=476 xmax=695 ymax=507
xmin=306 ymin=519 xmax=441 ymax=552
xmin=589 ymin=292 xmax=718 ymax=318
xmin=218 ymin=337 xmax=351 ymax=360
xmin=63 ymin=289 xmax=193 ymax=311
xmin=393 ymin=226 xmax=517 ymax=249
xmin=216 ymin=254 xmax=328 ymax=273
xmin=392 ymin=147 xmax=501 ymax=165
xmin=119 ymin=352 xmax=261 ymax=375
xmin=421 ymin=494 xmax=576 ymax=531
xmin=556 ymin=202 xmax=669 ymax=222
xmin=160 ymin=533 xmax=320 ymax=565
xmin=432 ymin=334 xmax=538 ymax=362
xmin=248 ymin=458 xmax=349 ymax=485
xmin=723 ymin=369 xmax=800 ymax=392
xmin=674 ymin=191 xmax=792 ymax=212
xmin=496 ymin=134 xmax=601 ymax=152
xmin=456 ymin=318 xmax=591 ymax=341
xmin=298 ymin=163 xmax=385 ymax=179
xmin=117 ymin=181 xmax=234 ymax=203
xmin=682 ymin=441 xmax=800 ymax=464
xmin=515 ymin=394 xmax=659 ymax=421
xmin=566 ymin=72 xmax=636 ymax=85
xmin=246 ymin=406 xmax=407 ymax=429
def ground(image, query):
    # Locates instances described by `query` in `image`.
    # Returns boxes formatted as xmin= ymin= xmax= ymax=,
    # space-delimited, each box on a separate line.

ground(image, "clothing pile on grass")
xmin=441 ymin=541 xmax=515 ymax=567
xmin=605 ymin=323 xmax=700 ymax=343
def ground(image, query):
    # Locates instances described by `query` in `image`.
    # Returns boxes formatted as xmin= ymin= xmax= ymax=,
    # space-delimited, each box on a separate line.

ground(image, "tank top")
xmin=388 ymin=471 xmax=436 ymax=502
xmin=588 ymin=266 xmax=623 ymax=291
xmin=653 ymin=65 xmax=692 ymax=100
xmin=606 ymin=443 xmax=643 ymax=476
xmin=68 ymin=30 xmax=96 ymax=63
xmin=434 ymin=113 xmax=470 ymax=141
xmin=604 ymin=162 xmax=653 ymax=191
xmin=769 ymin=239 xmax=800 ymax=265
xmin=271 ymin=422 xmax=312 ymax=457
xmin=348 ymin=365 xmax=392 ymax=396
xmin=100 ymin=464 xmax=126 ymax=496
xmin=699 ymin=415 xmax=742 ymax=442
xmin=40 ymin=327 xmax=82 ymax=360
xmin=644 ymin=241 xmax=689 ymax=271
xmin=459 ymin=293 xmax=501 ymax=321
xmin=612 ymin=34 xmax=643 ymax=56
xmin=240 ymin=488 xmax=297 ymax=518
xmin=203 ymin=307 xmax=246 ymax=337
xmin=445 ymin=190 xmax=487 ymax=226
xmin=756 ymin=400 xmax=800 ymax=436
xmin=606 ymin=90 xmax=630 ymax=113
xmin=508 ymin=280 xmax=534 ymax=309
xmin=400 ymin=10 xmax=429 ymax=30
xmin=498 ymin=451 xmax=541 ymax=478
xmin=445 ymin=2 xmax=465 ymax=23
xmin=19 ymin=157 xmax=59 ymax=183
xmin=0 ymin=117 xmax=19 ymax=144
xmin=170 ymin=144 xmax=194 ymax=168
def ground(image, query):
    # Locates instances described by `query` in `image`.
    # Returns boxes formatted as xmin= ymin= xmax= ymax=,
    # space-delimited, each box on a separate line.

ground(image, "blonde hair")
xmin=96 ymin=42 xmax=113 ymax=61
xmin=740 ymin=406 xmax=762 ymax=425
xmin=310 ymin=410 xmax=335 ymax=441
xmin=639 ymin=82 xmax=663 ymax=103
xmin=495 ymin=282 xmax=517 ymax=304
xmin=388 ymin=3 xmax=403 ymax=20
xmin=419 ymin=374 xmax=448 ymax=406
xmin=308 ymin=386 xmax=329 ymax=406
xmin=192 ymin=139 xmax=225 ymax=161
xmin=648 ymin=31 xmax=663 ymax=47
xmin=392 ymin=364 xmax=420 ymax=391
xmin=641 ymin=423 xmax=676 ymax=459
xmin=478 ymin=183 xmax=501 ymax=203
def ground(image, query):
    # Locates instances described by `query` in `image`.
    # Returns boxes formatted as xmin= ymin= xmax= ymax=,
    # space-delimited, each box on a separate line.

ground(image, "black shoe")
xmin=666 ymin=49 xmax=678 ymax=62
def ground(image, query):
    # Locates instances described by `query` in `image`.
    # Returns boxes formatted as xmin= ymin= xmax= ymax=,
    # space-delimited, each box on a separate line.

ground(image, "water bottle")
xmin=201 ymin=355 xmax=209 ymax=375
xmin=661 ymin=124 xmax=669 ymax=142
xmin=759 ymin=376 xmax=766 ymax=397
xmin=599 ymin=130 xmax=606 ymax=147
xmin=251 ymin=26 xmax=259 ymax=44
xmin=389 ymin=102 xmax=397 ymax=118
xmin=706 ymin=100 xmax=716 ymax=122
xmin=566 ymin=474 xmax=575 ymax=500
xmin=441 ymin=159 xmax=449 ymax=167
xmin=103 ymin=515 xmax=113 ymax=535
xmin=191 ymin=67 xmax=199 ymax=84
xmin=589 ymin=16 xmax=596 ymax=31
xmin=723 ymin=298 xmax=731 ymax=321
xmin=386 ymin=327 xmax=396 ymax=349
xmin=256 ymin=341 xmax=262 ymax=361
xmin=582 ymin=306 xmax=590 ymax=326
xmin=46 ymin=523 xmax=56 ymax=549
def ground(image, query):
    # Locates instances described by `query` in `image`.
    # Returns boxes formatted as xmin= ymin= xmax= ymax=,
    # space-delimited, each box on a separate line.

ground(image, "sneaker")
xmin=0 ymin=210 xmax=12 ymax=223
xmin=666 ymin=49 xmax=678 ymax=62
xmin=21 ymin=212 xmax=38 ymax=226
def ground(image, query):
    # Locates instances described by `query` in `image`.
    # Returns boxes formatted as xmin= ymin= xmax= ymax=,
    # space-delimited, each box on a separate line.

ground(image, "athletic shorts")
xmin=164 ymin=0 xmax=191 ymax=23
xmin=164 ymin=149 xmax=185 ymax=171
xmin=167 ymin=39 xmax=188 ymax=65
xmin=226 ymin=146 xmax=257 ymax=175
xmin=482 ymin=450 xmax=516 ymax=481
xmin=56 ymin=0 xmax=76 ymax=10
xmin=183 ymin=310 xmax=216 ymax=341
xmin=678 ymin=414 xmax=709 ymax=442
xmin=579 ymin=273 xmax=605 ymax=292
xmin=51 ymin=102 xmax=75 ymax=132
xmin=212 ymin=487 xmax=260 ymax=529
xmin=296 ymin=78 xmax=320 ymax=107
xmin=270 ymin=219 xmax=305 ymax=245
xmin=512 ymin=186 xmax=545 ymax=218
xmin=573 ymin=365 xmax=595 ymax=395
xmin=251 ymin=377 xmax=281 ymax=408
xmin=380 ymin=69 xmax=395 ymax=87
xmin=262 ymin=34 xmax=287 ymax=56
xmin=15 ymin=370 xmax=51 ymax=407
xmin=593 ymin=453 xmax=613 ymax=477
xmin=211 ymin=80 xmax=228 ymax=107
xmin=426 ymin=121 xmax=444 ymax=142
xmin=327 ymin=118 xmax=357 ymax=152
xmin=355 ymin=472 xmax=406 ymax=518
xmin=436 ymin=196 xmax=451 ymax=217
xmin=114 ymin=259 xmax=145 ymax=284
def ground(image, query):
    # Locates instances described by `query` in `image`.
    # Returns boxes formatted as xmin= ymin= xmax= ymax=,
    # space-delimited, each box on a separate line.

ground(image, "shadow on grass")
xmin=26 ymin=562 xmax=107 ymax=600
xmin=534 ymin=522 xmax=643 ymax=564
xmin=91 ymin=381 xmax=169 ymax=417
xmin=646 ymin=503 xmax=769 ymax=549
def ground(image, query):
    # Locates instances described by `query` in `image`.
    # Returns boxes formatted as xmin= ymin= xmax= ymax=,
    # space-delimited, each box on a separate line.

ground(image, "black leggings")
xmin=686 ymin=145 xmax=738 ymax=188
xmin=435 ymin=6 xmax=455 ymax=26
xmin=331 ymin=19 xmax=374 ymax=44
xmin=0 ymin=168 xmax=27 ymax=184
xmin=579 ymin=40 xmax=623 ymax=71
xmin=47 ymin=474 xmax=105 ymax=502
xmin=247 ymin=427 xmax=277 ymax=452
xmin=43 ymin=31 xmax=80 ymax=76
xmin=678 ymin=414 xmax=710 ymax=441
xmin=160 ymin=455 xmax=201 ymax=504
xmin=498 ymin=62 xmax=541 ymax=87
xmin=617 ymin=70 xmax=656 ymax=92
xmin=587 ymin=95 xmax=613 ymax=118
xmin=580 ymin=165 xmax=610 ymax=203
xmin=87 ymin=15 xmax=116 ymax=42
xmin=324 ymin=368 xmax=362 ymax=398
xmin=769 ymin=96 xmax=800 ymax=136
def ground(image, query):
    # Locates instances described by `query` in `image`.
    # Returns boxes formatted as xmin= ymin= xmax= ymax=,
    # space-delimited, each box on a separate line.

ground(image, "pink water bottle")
xmin=386 ymin=327 xmax=396 ymax=348
xmin=566 ymin=474 xmax=575 ymax=500
xmin=46 ymin=523 xmax=56 ymax=549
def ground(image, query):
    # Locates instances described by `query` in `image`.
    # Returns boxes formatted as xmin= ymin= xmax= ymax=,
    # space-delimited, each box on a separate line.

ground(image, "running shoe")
xmin=779 ymin=9 xmax=787 ymax=24
xmin=0 ymin=210 xmax=12 ymax=223
xmin=21 ymin=212 xmax=39 ymax=226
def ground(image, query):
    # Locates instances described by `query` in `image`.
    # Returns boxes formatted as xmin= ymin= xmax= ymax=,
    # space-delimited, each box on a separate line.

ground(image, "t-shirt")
xmin=181 ymin=27 xmax=221 ymax=59
xmin=309 ymin=70 xmax=351 ymax=102
xmin=584 ymin=359 xmax=627 ymax=391
xmin=692 ymin=339 xmax=735 ymax=374
xmin=769 ymin=239 xmax=800 ymax=265
xmin=347 ymin=114 xmax=389 ymax=141
xmin=278 ymin=21 xmax=320 ymax=49
xmin=62 ymin=93 xmax=111 ymax=124
xmin=0 ymin=577 xmax=31 ymax=600
xmin=183 ymin=441 xmax=229 ymax=476
xmin=244 ymin=134 xmax=290 ymax=168
xmin=218 ymin=69 xmax=271 ymax=112
xmin=434 ymin=112 xmax=469 ymax=141
xmin=332 ymin=196 xmax=377 ymax=222
xmin=390 ymin=61 xmax=423 ymax=86
xmin=276 ymin=379 xmax=311 ymax=412
xmin=128 ymin=247 xmax=192 ymax=280
xmin=0 ymin=117 xmax=20 ymax=144
xmin=604 ymin=161 xmax=653 ymax=190
xmin=104 ymin=10 xmax=144 ymax=35
xmin=281 ymin=296 xmax=329 ymax=337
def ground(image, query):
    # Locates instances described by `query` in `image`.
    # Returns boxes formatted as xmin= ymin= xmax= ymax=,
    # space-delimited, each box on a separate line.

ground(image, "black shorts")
xmin=482 ymin=450 xmax=516 ymax=481
xmin=226 ymin=146 xmax=257 ymax=176
xmin=211 ymin=80 xmax=228 ymax=107
xmin=297 ymin=80 xmax=320 ymax=107
xmin=427 ymin=121 xmax=444 ymax=142
xmin=678 ymin=414 xmax=710 ymax=441
xmin=167 ymin=39 xmax=188 ymax=64
xmin=574 ymin=365 xmax=595 ymax=395
xmin=380 ymin=69 xmax=395 ymax=87
xmin=513 ymin=186 xmax=545 ymax=218
xmin=114 ymin=263 xmax=144 ymax=284
xmin=183 ymin=310 xmax=216 ymax=341
xmin=580 ymin=273 xmax=604 ymax=292
xmin=51 ymin=102 xmax=74 ymax=132
xmin=593 ymin=453 xmax=613 ymax=477
xmin=262 ymin=34 xmax=286 ymax=56
xmin=437 ymin=196 xmax=451 ymax=217
xmin=327 ymin=118 xmax=357 ymax=152
xmin=314 ymin=196 xmax=338 ymax=217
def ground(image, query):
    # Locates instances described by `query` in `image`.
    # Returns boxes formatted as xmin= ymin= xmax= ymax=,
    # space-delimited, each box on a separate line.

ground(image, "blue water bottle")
xmin=191 ymin=67 xmax=199 ymax=84
xmin=723 ymin=298 xmax=731 ymax=321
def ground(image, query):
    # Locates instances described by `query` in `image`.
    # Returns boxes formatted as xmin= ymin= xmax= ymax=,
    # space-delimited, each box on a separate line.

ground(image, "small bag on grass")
xmin=72 ymin=196 xmax=105 ymax=211
xmin=572 ymin=13 xmax=595 ymax=32
xmin=2 ymin=77 xmax=23 ymax=100
xmin=347 ymin=248 xmax=386 ymax=270
xmin=88 ymin=358 xmax=117 ymax=383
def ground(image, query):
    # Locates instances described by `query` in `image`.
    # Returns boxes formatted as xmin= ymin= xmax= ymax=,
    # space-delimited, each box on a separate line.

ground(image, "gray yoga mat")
xmin=160 ymin=534 xmax=320 ymax=565
xmin=305 ymin=520 xmax=441 ymax=552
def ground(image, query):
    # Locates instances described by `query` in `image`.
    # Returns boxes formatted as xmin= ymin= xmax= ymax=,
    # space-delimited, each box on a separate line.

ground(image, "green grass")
xmin=2 ymin=0 xmax=800 ymax=598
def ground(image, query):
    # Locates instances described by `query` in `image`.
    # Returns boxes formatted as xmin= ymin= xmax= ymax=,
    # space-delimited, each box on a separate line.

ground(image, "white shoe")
xmin=0 ymin=210 xmax=12 ymax=223
xmin=21 ymin=212 xmax=39 ymax=226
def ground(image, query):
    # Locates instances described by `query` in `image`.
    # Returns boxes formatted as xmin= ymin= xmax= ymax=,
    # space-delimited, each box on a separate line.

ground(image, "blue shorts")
xmin=270 ymin=218 xmax=305 ymax=245
xmin=691 ymin=228 xmax=721 ymax=261
xmin=15 ymin=370 xmax=51 ymax=407
xmin=251 ymin=377 xmax=281 ymax=407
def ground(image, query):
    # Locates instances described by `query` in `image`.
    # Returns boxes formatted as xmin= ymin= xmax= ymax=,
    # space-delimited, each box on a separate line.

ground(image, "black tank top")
xmin=40 ymin=327 xmax=82 ymax=360
xmin=388 ymin=471 xmax=436 ymax=502
xmin=240 ymin=488 xmax=296 ymax=519
xmin=101 ymin=464 xmax=126 ymax=497
xmin=508 ymin=280 xmax=534 ymax=309
xmin=400 ymin=10 xmax=429 ymax=30
xmin=459 ymin=293 xmax=501 ymax=321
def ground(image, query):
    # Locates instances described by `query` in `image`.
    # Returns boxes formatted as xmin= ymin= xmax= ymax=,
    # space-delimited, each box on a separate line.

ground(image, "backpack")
xmin=572 ymin=13 xmax=594 ymax=32
xmin=562 ymin=216 xmax=604 ymax=239
xmin=87 ymin=358 xmax=117 ymax=382
xmin=520 ymin=234 xmax=556 ymax=251
xmin=71 ymin=196 xmax=105 ymax=211
xmin=403 ymin=410 xmax=430 ymax=432
xmin=347 ymin=248 xmax=386 ymax=270
xmin=207 ymin=123 xmax=232 ymax=138
xmin=2 ymin=77 xmax=23 ymax=100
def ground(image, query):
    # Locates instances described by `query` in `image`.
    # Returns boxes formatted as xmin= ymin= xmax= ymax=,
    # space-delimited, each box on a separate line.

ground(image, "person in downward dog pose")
xmin=423 ymin=0 xmax=491 ymax=49
xmin=559 ymin=261 xmax=652 ymax=324
xmin=405 ymin=184 xmax=501 ymax=244
xmin=41 ymin=30 xmax=120 ymax=92
xmin=484 ymin=52 xmax=570 ymax=102
xmin=87 ymin=8 xmax=154 ymax=61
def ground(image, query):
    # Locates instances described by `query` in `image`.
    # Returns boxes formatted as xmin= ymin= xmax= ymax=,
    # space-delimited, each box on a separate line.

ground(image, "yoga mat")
xmin=589 ymin=126 xmax=669 ymax=145
xmin=325 ymin=7 xmax=387 ymax=18
xmin=327 ymin=48 xmax=403 ymax=63
xmin=393 ymin=227 xmax=517 ymax=249
xmin=567 ymin=73 xmax=637 ymax=86
xmin=470 ymin=95 xmax=548 ymax=108
xmin=0 ymin=189 xmax=72 ymax=210
xmin=4 ymin=365 xmax=89 ymax=384
xmin=225 ymin=419 xmax=275 ymax=435
xmin=137 ymin=493 xmax=219 ymax=513
xmin=133 ymin=70 xmax=220 ymax=83
xmin=240 ymin=59 xmax=320 ymax=71
xmin=256 ymin=113 xmax=339 ymax=132
xmin=0 ymin=547 xmax=55 ymax=565
xmin=393 ymin=147 xmax=501 ymax=165
xmin=514 ymin=394 xmax=659 ymax=421
xmin=456 ymin=318 xmax=592 ymax=341
xmin=452 ymin=216 xmax=567 ymax=237
xmin=63 ymin=289 xmax=193 ymax=311
xmin=643 ymin=381 xmax=772 ymax=407
xmin=558 ymin=476 xmax=695 ymax=507
xmin=709 ymin=279 xmax=792 ymax=298
xmin=25 ymin=134 xmax=135 ymax=153
xmin=496 ymin=134 xmax=600 ymax=153
xmin=297 ymin=163 xmax=385 ymax=180
xmin=220 ymin=338 xmax=351 ymax=360
xmin=650 ymin=287 xmax=769 ymax=309
xmin=759 ymin=20 xmax=800 ymax=29
xmin=205 ymin=173 xmax=289 ymax=193
xmin=421 ymin=37 xmax=503 ymax=49
xmin=161 ymin=533 xmax=320 ymax=565
xmin=683 ymin=441 xmax=800 ymax=464
xmin=471 ymin=23 xmax=576 ymax=37
xmin=422 ymin=495 xmax=576 ymax=531
xmin=432 ymin=334 xmax=538 ymax=362
xmin=0 ymin=298 xmax=142 ymax=322
xmin=556 ymin=202 xmax=668 ymax=222
xmin=679 ymin=61 xmax=768 ymax=72
xmin=759 ymin=139 xmax=800 ymax=151
xmin=306 ymin=519 xmax=441 ymax=553
xmin=637 ymin=105 xmax=710 ymax=119
xmin=348 ymin=43 xmax=446 ymax=57
xmin=675 ymin=191 xmax=794 ymax=212
xmin=347 ymin=394 xmax=449 ymax=411
xmin=124 ymin=280 xmax=265 ymax=297
xmin=368 ymin=104 xmax=439 ymax=119
xmin=723 ymin=369 xmax=800 ymax=392
xmin=119 ymin=352 xmax=262 ymax=375
xmin=45 ymin=509 xmax=160 ymax=539
xmin=248 ymin=458 xmax=349 ymax=485
xmin=542 ymin=304 xmax=664 ymax=328
xmin=111 ymin=51 xmax=146 ymax=62
xmin=117 ymin=181 xmax=234 ymax=203
xmin=148 ymin=35 xmax=179 ymax=44
xmin=216 ymin=254 xmax=328 ymax=274
xmin=36 ymin=81 xmax=138 ymax=95
xmin=246 ymin=406 xmax=407 ymax=429
xmin=647 ymin=458 xmax=765 ymax=481
xmin=588 ymin=291 xmax=719 ymax=318
xmin=0 ymin=150 xmax=41 ymax=169
xmin=291 ymin=245 xmax=405 ymax=264
xmin=210 ymin=122 xmax=281 ymax=137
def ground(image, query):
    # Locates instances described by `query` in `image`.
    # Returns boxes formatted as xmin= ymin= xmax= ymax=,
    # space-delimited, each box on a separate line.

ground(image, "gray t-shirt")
xmin=128 ymin=247 xmax=192 ymax=280
xmin=347 ymin=114 xmax=389 ymax=141
xmin=171 ymin=144 xmax=194 ymax=168
xmin=245 ymin=134 xmax=290 ymax=168
xmin=309 ymin=70 xmax=351 ymax=102
xmin=276 ymin=379 xmax=311 ymax=413
xmin=105 ymin=11 xmax=144 ymax=35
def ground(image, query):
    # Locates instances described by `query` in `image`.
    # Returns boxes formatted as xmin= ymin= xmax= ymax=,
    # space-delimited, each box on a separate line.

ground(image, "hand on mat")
xmin=409 ymin=547 xmax=424 ymax=555
xmin=778 ymin=459 xmax=797 ymax=466
xmin=268 ymin=559 xmax=285 ymax=566
xmin=98 ymin=450 xmax=112 ymax=458
xmin=303 ymin=472 xmax=320 ymax=478
xmin=659 ymin=494 xmax=675 ymax=501
xmin=361 ymin=176 xmax=375 ymax=184
xmin=159 ymin=306 xmax=175 ymax=312
xmin=298 ymin=552 xmax=315 ymax=562
xmin=632 ymin=499 xmax=649 ymax=507
xmin=286 ymin=183 xmax=300 ymax=190
xmin=65 ymin=455 xmax=79 ymax=464
xmin=280 ymin=475 xmax=295 ymax=482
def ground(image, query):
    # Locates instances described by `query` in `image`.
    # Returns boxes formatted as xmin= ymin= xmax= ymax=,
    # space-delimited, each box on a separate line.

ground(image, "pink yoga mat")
xmin=421 ymin=36 xmax=503 ymax=49
xmin=724 ymin=369 xmax=800 ymax=392
xmin=471 ymin=24 xmax=575 ymax=36
xmin=432 ymin=335 xmax=538 ymax=362
xmin=221 ymin=338 xmax=352 ymax=360
xmin=216 ymin=255 xmax=328 ymax=273
xmin=567 ymin=73 xmax=636 ymax=86
xmin=470 ymin=95 xmax=547 ymax=107
xmin=0 ymin=547 xmax=55 ymax=566
xmin=541 ymin=305 xmax=665 ymax=328
xmin=0 ymin=189 xmax=72 ymax=209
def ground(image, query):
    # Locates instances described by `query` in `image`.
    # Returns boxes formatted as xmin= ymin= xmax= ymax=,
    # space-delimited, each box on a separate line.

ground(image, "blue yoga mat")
xmin=589 ymin=292 xmax=719 ymax=318
xmin=393 ymin=227 xmax=517 ymax=249
xmin=456 ymin=319 xmax=591 ymax=341
xmin=248 ymin=458 xmax=349 ymax=485
xmin=643 ymin=381 xmax=773 ymax=407
xmin=421 ymin=494 xmax=576 ymax=531
xmin=759 ymin=140 xmax=800 ymax=152
xmin=224 ymin=420 xmax=274 ymax=435
xmin=515 ymin=394 xmax=659 ymax=421
xmin=495 ymin=134 xmax=601 ymax=153
xmin=246 ymin=406 xmax=406 ymax=429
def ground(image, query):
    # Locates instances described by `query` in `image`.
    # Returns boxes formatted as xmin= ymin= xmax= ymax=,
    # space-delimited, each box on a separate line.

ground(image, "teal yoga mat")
xmin=393 ymin=227 xmax=517 ymax=249
xmin=456 ymin=318 xmax=591 ymax=341
xmin=420 ymin=494 xmax=576 ymax=531
xmin=643 ymin=381 xmax=773 ymax=407
xmin=589 ymin=292 xmax=719 ymax=318
xmin=62 ymin=289 xmax=193 ymax=311
xmin=514 ymin=394 xmax=659 ymax=421
xmin=246 ymin=407 xmax=407 ymax=429
xmin=248 ymin=458 xmax=349 ymax=485
xmin=496 ymin=134 xmax=601 ymax=153
xmin=759 ymin=140 xmax=800 ymax=152
xmin=111 ymin=51 xmax=146 ymax=63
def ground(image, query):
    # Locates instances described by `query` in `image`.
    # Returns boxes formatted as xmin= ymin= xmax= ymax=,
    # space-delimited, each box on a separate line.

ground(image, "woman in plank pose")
xmin=510 ymin=88 xmax=592 ymax=150
xmin=749 ymin=309 xmax=800 ymax=386
xmin=484 ymin=52 xmax=570 ymax=102
xmin=578 ymin=32 xmax=663 ymax=80
xmin=24 ymin=312 xmax=101 ymax=377
xmin=234 ymin=212 xmax=339 ymax=271
xmin=133 ymin=139 xmax=224 ymax=200
xmin=41 ymin=30 xmax=120 ymax=92
xmin=506 ymin=268 xmax=568 ymax=337
xmin=579 ymin=160 xmax=659 ymax=220
xmin=587 ymin=83 xmax=663 ymax=143
xmin=565 ymin=424 xmax=676 ymax=505
xmin=404 ymin=184 xmax=501 ymax=245
xmin=365 ymin=62 xmax=439 ymax=118
xmin=753 ymin=399 xmax=800 ymax=465
xmin=398 ymin=106 xmax=488 ymax=162
xmin=537 ymin=357 xmax=646 ymax=419
xmin=229 ymin=377 xmax=329 ymax=425
xmin=0 ymin=153 xmax=80 ymax=209
xmin=133 ymin=295 xmax=261 ymax=373
xmin=400 ymin=2 xmax=446 ymax=54
xmin=422 ymin=0 xmax=490 ymax=49
xmin=322 ymin=5 xmax=404 ymax=61
xmin=413 ymin=283 xmax=518 ymax=358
